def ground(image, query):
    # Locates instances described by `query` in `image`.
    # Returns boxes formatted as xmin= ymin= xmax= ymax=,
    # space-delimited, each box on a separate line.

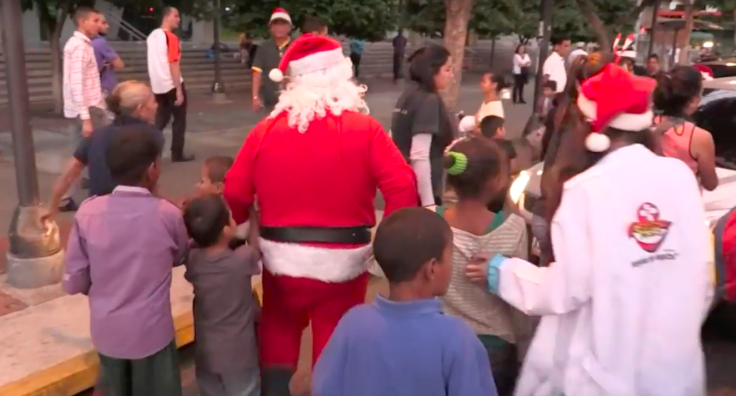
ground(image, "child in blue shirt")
xmin=312 ymin=207 xmax=498 ymax=396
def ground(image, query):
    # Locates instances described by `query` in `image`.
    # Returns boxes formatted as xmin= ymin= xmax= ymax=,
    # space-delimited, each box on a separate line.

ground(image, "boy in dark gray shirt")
xmin=183 ymin=195 xmax=261 ymax=396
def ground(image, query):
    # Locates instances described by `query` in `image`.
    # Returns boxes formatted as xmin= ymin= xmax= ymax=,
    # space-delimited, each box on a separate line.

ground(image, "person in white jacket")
xmin=468 ymin=64 xmax=712 ymax=396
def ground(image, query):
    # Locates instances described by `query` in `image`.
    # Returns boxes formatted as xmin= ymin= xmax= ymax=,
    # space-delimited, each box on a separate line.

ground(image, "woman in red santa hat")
xmin=467 ymin=63 xmax=712 ymax=395
xmin=223 ymin=34 xmax=418 ymax=395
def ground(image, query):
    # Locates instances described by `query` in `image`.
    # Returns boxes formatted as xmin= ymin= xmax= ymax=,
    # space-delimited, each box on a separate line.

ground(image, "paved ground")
xmin=1 ymin=79 xmax=735 ymax=395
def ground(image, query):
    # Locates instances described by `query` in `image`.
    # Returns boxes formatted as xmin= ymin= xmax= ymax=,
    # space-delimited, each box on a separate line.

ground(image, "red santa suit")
xmin=223 ymin=34 xmax=418 ymax=395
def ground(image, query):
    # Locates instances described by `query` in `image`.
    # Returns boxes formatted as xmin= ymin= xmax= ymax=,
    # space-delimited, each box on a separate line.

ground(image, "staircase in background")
xmin=0 ymin=39 xmax=523 ymax=106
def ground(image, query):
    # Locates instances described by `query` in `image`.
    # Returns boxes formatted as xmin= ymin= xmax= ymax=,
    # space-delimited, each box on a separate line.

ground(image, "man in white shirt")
xmin=61 ymin=7 xmax=107 ymax=212
xmin=542 ymin=35 xmax=571 ymax=94
xmin=147 ymin=6 xmax=193 ymax=162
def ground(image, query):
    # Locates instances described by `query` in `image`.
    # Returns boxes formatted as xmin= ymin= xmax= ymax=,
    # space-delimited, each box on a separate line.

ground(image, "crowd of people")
xmin=50 ymin=4 xmax=725 ymax=396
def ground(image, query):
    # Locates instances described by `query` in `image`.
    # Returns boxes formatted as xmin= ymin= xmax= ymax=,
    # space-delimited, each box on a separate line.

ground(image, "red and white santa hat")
xmin=693 ymin=64 xmax=714 ymax=81
xmin=269 ymin=8 xmax=292 ymax=25
xmin=576 ymin=63 xmax=657 ymax=152
xmin=268 ymin=34 xmax=346 ymax=82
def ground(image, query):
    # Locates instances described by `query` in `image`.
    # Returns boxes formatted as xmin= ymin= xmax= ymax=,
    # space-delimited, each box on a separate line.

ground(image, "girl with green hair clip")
xmin=436 ymin=136 xmax=532 ymax=396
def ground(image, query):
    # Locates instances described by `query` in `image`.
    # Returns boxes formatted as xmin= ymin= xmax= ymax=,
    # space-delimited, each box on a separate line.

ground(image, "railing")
xmin=104 ymin=11 xmax=147 ymax=41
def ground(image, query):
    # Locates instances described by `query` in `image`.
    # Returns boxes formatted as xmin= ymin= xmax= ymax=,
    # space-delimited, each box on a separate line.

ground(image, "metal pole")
xmin=2 ymin=0 xmax=39 ymax=205
xmin=647 ymin=0 xmax=661 ymax=59
xmin=1 ymin=0 xmax=64 ymax=288
xmin=211 ymin=0 xmax=227 ymax=102
xmin=533 ymin=0 xmax=553 ymax=114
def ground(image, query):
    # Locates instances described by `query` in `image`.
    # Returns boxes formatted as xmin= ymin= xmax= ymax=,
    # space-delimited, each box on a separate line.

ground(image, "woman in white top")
xmin=512 ymin=45 xmax=532 ymax=104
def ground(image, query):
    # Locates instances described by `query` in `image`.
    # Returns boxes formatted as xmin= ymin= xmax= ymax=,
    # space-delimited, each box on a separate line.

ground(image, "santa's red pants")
xmin=259 ymin=270 xmax=369 ymax=368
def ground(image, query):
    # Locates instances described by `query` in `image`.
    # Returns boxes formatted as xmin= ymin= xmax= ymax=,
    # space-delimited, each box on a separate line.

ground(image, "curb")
xmin=0 ymin=312 xmax=194 ymax=396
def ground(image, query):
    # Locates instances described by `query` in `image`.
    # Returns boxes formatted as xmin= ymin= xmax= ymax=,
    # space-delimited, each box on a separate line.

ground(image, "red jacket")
xmin=224 ymin=110 xmax=417 ymax=236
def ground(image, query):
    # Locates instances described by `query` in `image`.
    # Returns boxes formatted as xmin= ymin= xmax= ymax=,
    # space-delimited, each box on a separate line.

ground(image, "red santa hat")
xmin=269 ymin=8 xmax=292 ymax=25
xmin=693 ymin=64 xmax=714 ymax=81
xmin=268 ymin=34 xmax=346 ymax=83
xmin=576 ymin=64 xmax=657 ymax=152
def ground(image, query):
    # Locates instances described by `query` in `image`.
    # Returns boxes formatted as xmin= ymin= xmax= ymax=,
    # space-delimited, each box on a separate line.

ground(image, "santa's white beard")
xmin=270 ymin=59 xmax=369 ymax=133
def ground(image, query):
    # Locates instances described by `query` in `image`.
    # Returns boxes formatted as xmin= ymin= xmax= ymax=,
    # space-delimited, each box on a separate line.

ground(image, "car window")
xmin=695 ymin=96 xmax=736 ymax=159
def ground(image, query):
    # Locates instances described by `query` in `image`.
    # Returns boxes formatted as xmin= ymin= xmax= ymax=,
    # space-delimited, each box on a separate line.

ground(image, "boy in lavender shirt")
xmin=63 ymin=124 xmax=188 ymax=396
xmin=183 ymin=194 xmax=261 ymax=396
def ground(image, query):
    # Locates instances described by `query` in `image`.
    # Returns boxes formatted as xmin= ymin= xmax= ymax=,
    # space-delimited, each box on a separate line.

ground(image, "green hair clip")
xmin=446 ymin=151 xmax=468 ymax=176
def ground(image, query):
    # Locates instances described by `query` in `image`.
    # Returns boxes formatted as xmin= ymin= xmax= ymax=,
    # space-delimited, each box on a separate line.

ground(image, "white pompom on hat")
xmin=576 ymin=63 xmax=657 ymax=152
xmin=268 ymin=34 xmax=346 ymax=83
xmin=458 ymin=115 xmax=477 ymax=133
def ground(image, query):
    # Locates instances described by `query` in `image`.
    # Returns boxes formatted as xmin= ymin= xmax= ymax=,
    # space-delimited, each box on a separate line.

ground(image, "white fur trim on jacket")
xmin=259 ymin=238 xmax=373 ymax=282
xmin=289 ymin=48 xmax=346 ymax=77
xmin=270 ymin=12 xmax=291 ymax=25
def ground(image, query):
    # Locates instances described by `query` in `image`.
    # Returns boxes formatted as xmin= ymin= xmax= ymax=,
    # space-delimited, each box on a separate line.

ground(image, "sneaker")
xmin=59 ymin=198 xmax=78 ymax=213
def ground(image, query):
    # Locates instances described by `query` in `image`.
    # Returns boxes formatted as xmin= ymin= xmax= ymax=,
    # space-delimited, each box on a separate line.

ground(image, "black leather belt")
xmin=260 ymin=226 xmax=372 ymax=245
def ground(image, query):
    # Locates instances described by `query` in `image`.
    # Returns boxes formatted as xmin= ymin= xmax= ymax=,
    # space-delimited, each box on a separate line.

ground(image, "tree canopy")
xmin=226 ymin=0 xmax=399 ymax=41
xmin=404 ymin=0 xmax=639 ymax=43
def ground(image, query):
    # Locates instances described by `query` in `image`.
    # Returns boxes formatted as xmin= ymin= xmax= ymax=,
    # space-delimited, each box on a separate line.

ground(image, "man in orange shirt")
xmin=146 ymin=7 xmax=193 ymax=162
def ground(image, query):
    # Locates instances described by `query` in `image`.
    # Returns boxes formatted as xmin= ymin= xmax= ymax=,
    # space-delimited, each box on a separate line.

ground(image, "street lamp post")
xmin=211 ymin=0 xmax=228 ymax=103
xmin=533 ymin=0 xmax=553 ymax=114
xmin=1 ymin=0 xmax=64 ymax=288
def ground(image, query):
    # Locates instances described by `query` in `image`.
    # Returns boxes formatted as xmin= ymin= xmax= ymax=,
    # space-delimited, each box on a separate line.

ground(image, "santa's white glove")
xmin=459 ymin=115 xmax=477 ymax=133
xmin=235 ymin=221 xmax=250 ymax=239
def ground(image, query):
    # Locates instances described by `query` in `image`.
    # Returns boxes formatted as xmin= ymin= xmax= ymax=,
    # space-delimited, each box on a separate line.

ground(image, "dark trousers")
xmin=513 ymin=74 xmax=526 ymax=103
xmin=155 ymin=84 xmax=188 ymax=156
xmin=393 ymin=53 xmax=404 ymax=80
xmin=97 ymin=340 xmax=182 ymax=396
xmin=478 ymin=335 xmax=520 ymax=396
xmin=350 ymin=53 xmax=362 ymax=78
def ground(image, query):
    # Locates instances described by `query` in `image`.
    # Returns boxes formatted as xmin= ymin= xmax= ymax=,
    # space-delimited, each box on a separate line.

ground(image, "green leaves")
xmin=227 ymin=0 xmax=399 ymax=41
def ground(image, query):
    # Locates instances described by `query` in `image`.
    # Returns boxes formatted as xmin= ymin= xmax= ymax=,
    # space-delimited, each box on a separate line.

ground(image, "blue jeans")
xmin=64 ymin=107 xmax=110 ymax=201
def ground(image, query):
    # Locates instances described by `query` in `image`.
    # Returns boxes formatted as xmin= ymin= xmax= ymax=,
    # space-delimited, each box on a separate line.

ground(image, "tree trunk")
xmin=442 ymin=0 xmax=475 ymax=110
xmin=573 ymin=0 xmax=611 ymax=50
xmin=490 ymin=36 xmax=496 ymax=68
xmin=678 ymin=0 xmax=694 ymax=65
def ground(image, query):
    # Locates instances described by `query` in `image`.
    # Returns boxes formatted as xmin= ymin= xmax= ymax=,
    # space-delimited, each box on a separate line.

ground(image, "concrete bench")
xmin=0 ymin=267 xmax=195 ymax=396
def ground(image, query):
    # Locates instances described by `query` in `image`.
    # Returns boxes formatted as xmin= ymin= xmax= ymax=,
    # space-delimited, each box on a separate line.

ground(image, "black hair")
xmin=543 ymin=80 xmax=557 ymax=91
xmin=515 ymin=44 xmax=526 ymax=54
xmin=648 ymin=54 xmax=659 ymax=61
xmin=162 ymin=7 xmax=177 ymax=18
xmin=484 ymin=71 xmax=510 ymax=92
xmin=302 ymin=16 xmax=326 ymax=33
xmin=204 ymin=156 xmax=234 ymax=184
xmin=551 ymin=34 xmax=570 ymax=47
xmin=183 ymin=195 xmax=231 ymax=248
xmin=373 ymin=207 xmax=452 ymax=284
xmin=106 ymin=125 xmax=163 ymax=187
xmin=74 ymin=7 xmax=99 ymax=24
xmin=653 ymin=66 xmax=702 ymax=117
xmin=408 ymin=44 xmax=450 ymax=94
xmin=480 ymin=115 xmax=504 ymax=139
xmin=443 ymin=137 xmax=506 ymax=200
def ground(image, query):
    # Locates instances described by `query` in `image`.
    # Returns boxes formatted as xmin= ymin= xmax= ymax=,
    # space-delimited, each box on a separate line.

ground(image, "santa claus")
xmin=223 ymin=34 xmax=418 ymax=395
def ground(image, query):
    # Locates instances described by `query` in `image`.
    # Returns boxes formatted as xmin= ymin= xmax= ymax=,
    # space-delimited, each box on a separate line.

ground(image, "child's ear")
xmin=424 ymin=258 xmax=438 ymax=281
